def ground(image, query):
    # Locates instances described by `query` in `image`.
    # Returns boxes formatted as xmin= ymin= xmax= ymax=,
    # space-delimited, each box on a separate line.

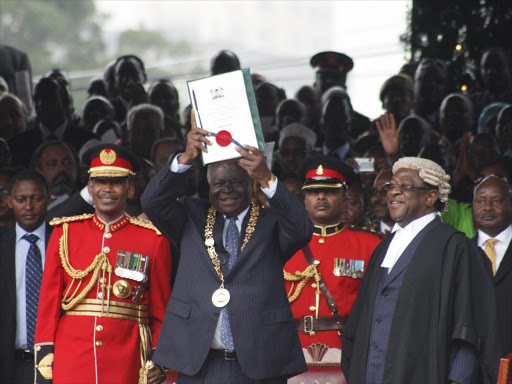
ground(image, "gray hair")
xmin=279 ymin=123 xmax=317 ymax=150
xmin=126 ymin=103 xmax=163 ymax=131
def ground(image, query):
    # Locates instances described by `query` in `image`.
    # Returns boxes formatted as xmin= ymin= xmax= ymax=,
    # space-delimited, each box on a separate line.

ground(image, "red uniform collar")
xmin=92 ymin=213 xmax=129 ymax=232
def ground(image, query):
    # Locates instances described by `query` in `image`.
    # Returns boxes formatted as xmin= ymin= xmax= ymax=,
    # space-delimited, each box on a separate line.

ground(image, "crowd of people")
xmin=0 ymin=41 xmax=511 ymax=384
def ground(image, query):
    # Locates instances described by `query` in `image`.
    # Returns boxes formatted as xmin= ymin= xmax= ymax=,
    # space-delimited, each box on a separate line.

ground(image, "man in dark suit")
xmin=0 ymin=169 xmax=51 ymax=384
xmin=141 ymin=114 xmax=313 ymax=383
xmin=8 ymin=77 xmax=97 ymax=167
xmin=473 ymin=175 xmax=512 ymax=355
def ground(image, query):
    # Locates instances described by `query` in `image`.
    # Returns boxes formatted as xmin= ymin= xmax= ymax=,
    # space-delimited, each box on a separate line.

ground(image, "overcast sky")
xmin=96 ymin=0 xmax=410 ymax=118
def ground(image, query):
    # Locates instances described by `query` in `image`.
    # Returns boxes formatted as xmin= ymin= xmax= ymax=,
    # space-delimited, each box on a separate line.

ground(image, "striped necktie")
xmin=23 ymin=233 xmax=43 ymax=351
xmin=484 ymin=238 xmax=498 ymax=276
xmin=220 ymin=217 xmax=240 ymax=351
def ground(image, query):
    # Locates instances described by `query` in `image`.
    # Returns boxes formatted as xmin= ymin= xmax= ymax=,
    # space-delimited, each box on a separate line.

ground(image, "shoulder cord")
xmin=59 ymin=223 xmax=112 ymax=311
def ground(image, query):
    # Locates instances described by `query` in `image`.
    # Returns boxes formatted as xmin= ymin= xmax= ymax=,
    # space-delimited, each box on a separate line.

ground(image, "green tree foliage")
xmin=0 ymin=0 xmax=106 ymax=75
xmin=401 ymin=0 xmax=512 ymax=92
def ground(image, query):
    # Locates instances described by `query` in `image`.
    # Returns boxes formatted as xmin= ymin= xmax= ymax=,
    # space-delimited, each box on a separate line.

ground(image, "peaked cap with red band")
xmin=310 ymin=51 xmax=354 ymax=74
xmin=82 ymin=144 xmax=140 ymax=178
xmin=298 ymin=155 xmax=355 ymax=190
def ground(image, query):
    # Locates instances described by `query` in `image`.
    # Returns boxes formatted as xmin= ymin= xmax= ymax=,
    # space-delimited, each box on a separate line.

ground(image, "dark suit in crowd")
xmin=0 ymin=224 xmax=52 ymax=384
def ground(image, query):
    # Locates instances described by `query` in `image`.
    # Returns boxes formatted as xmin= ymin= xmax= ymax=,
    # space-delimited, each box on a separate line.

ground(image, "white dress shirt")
xmin=15 ymin=222 xmax=47 ymax=349
xmin=171 ymin=155 xmax=278 ymax=350
xmin=477 ymin=225 xmax=512 ymax=272
xmin=381 ymin=212 xmax=437 ymax=273
xmin=380 ymin=220 xmax=392 ymax=234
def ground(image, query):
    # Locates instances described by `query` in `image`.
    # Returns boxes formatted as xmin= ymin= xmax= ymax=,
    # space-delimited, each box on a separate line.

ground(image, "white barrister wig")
xmin=392 ymin=157 xmax=452 ymax=207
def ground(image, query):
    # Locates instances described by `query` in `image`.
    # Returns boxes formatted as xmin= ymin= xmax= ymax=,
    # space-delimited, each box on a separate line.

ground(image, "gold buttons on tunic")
xmin=36 ymin=345 xmax=41 ymax=351
xmin=103 ymin=246 xmax=110 ymax=254
xmin=95 ymin=341 xmax=102 ymax=347
xmin=311 ymin=283 xmax=317 ymax=288
xmin=313 ymin=260 xmax=320 ymax=266
xmin=104 ymin=233 xmax=112 ymax=239
xmin=96 ymin=325 xmax=103 ymax=332
xmin=97 ymin=292 xmax=104 ymax=299
xmin=309 ymin=306 xmax=316 ymax=312
xmin=318 ymin=238 xmax=325 ymax=244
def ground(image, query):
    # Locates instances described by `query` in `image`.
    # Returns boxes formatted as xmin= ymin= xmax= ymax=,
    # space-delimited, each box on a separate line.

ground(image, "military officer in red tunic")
xmin=34 ymin=144 xmax=172 ymax=384
xmin=284 ymin=156 xmax=381 ymax=384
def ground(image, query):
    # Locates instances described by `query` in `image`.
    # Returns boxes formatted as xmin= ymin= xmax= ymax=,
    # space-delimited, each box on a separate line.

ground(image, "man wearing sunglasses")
xmin=342 ymin=157 xmax=501 ymax=384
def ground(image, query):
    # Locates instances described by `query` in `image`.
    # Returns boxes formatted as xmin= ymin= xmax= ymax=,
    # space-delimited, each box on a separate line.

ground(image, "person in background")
xmin=275 ymin=123 xmax=316 ymax=180
xmin=369 ymin=169 xmax=394 ymax=236
xmin=0 ymin=170 xmax=50 ymax=384
xmin=148 ymin=79 xmax=182 ymax=140
xmin=0 ymin=93 xmax=27 ymax=140
xmin=379 ymin=74 xmax=414 ymax=128
xmin=284 ymin=156 xmax=380 ymax=384
xmin=31 ymin=141 xmax=79 ymax=210
xmin=210 ymin=50 xmax=241 ymax=76
xmin=110 ymin=55 xmax=148 ymax=123
xmin=412 ymin=58 xmax=449 ymax=131
xmin=8 ymin=77 xmax=96 ymax=167
xmin=472 ymin=175 xmax=512 ymax=355
xmin=126 ymin=103 xmax=163 ymax=161
xmin=496 ymin=105 xmax=512 ymax=158
xmin=80 ymin=96 xmax=115 ymax=132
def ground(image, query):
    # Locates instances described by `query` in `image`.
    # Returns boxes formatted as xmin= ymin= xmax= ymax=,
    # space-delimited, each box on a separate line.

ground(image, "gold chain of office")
xmin=204 ymin=203 xmax=259 ymax=287
xmin=58 ymin=223 xmax=112 ymax=311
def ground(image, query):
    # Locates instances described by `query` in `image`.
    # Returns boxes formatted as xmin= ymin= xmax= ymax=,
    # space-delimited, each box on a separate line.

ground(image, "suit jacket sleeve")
xmin=140 ymin=162 xmax=189 ymax=245
xmin=266 ymin=180 xmax=314 ymax=262
xmin=46 ymin=191 xmax=95 ymax=222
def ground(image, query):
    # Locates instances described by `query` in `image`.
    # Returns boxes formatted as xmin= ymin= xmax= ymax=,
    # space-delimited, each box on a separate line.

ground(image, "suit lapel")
xmin=495 ymin=242 xmax=512 ymax=284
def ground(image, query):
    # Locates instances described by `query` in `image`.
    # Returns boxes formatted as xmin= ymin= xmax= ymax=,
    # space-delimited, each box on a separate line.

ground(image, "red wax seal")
xmin=215 ymin=130 xmax=232 ymax=147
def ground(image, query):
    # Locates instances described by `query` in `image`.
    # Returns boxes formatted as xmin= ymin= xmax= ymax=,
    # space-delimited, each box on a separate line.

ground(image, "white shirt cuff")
xmin=261 ymin=178 xmax=278 ymax=199
xmin=80 ymin=186 xmax=94 ymax=207
xmin=170 ymin=154 xmax=192 ymax=173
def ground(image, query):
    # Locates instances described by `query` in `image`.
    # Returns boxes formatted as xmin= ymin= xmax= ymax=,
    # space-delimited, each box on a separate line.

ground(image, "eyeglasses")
xmin=383 ymin=183 xmax=432 ymax=193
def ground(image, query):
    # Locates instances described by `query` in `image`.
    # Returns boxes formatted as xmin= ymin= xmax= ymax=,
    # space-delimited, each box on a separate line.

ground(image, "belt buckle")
xmin=224 ymin=350 xmax=236 ymax=360
xmin=303 ymin=316 xmax=315 ymax=336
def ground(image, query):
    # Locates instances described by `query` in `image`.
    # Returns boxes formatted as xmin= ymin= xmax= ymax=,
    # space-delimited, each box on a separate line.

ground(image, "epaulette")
xmin=50 ymin=214 xmax=94 ymax=227
xmin=348 ymin=225 xmax=383 ymax=238
xmin=129 ymin=216 xmax=162 ymax=235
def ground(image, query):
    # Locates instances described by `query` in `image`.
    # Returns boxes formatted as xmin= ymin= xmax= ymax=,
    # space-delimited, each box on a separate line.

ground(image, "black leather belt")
xmin=210 ymin=349 xmax=237 ymax=360
xmin=15 ymin=349 xmax=34 ymax=361
xmin=295 ymin=315 xmax=347 ymax=334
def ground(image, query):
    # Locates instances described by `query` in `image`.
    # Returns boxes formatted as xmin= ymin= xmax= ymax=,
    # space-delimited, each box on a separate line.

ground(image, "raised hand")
xmin=235 ymin=145 xmax=273 ymax=188
xmin=179 ymin=109 xmax=212 ymax=165
xmin=376 ymin=112 xmax=401 ymax=161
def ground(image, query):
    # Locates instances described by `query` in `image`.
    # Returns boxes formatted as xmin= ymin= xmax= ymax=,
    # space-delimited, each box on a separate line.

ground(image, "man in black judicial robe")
xmin=341 ymin=157 xmax=501 ymax=384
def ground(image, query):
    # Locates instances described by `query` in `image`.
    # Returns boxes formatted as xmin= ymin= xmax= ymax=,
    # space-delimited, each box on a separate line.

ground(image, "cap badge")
xmin=316 ymin=165 xmax=324 ymax=175
xmin=99 ymin=149 xmax=116 ymax=165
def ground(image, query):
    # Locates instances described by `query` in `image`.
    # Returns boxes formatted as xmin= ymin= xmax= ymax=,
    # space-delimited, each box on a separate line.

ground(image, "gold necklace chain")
xmin=204 ymin=203 xmax=260 ymax=287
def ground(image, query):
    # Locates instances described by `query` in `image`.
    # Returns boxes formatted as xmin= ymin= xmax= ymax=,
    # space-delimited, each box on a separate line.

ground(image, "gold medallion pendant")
xmin=212 ymin=288 xmax=230 ymax=308
xmin=113 ymin=280 xmax=132 ymax=299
